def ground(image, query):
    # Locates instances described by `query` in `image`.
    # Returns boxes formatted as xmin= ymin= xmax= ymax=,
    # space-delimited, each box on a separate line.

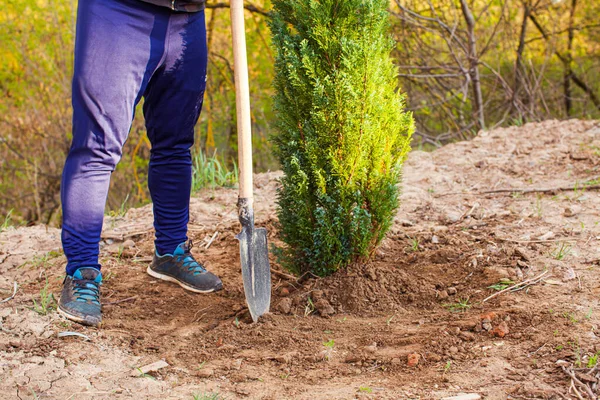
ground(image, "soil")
xmin=2 ymin=119 xmax=600 ymax=399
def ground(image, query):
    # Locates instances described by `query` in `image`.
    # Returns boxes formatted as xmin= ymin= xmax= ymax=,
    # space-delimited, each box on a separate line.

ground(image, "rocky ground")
xmin=2 ymin=119 xmax=600 ymax=399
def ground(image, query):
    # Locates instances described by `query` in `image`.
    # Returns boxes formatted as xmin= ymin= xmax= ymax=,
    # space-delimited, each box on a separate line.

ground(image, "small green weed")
xmin=443 ymin=298 xmax=471 ymax=313
xmin=563 ymin=311 xmax=579 ymax=324
xmin=0 ymin=209 xmax=13 ymax=233
xmin=408 ymin=236 xmax=420 ymax=252
xmin=323 ymin=339 xmax=335 ymax=349
xmin=488 ymin=278 xmax=514 ymax=291
xmin=588 ymin=352 xmax=599 ymax=368
xmin=552 ymin=242 xmax=572 ymax=260
xmin=533 ymin=194 xmax=543 ymax=218
xmin=304 ymin=297 xmax=315 ymax=317
xmin=359 ymin=386 xmax=373 ymax=393
xmin=135 ymin=367 xmax=156 ymax=380
xmin=31 ymin=279 xmax=55 ymax=315
xmin=108 ymin=194 xmax=130 ymax=218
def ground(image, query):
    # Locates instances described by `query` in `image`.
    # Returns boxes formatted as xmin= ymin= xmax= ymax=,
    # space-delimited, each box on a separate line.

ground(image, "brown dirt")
xmin=2 ymin=119 xmax=600 ymax=399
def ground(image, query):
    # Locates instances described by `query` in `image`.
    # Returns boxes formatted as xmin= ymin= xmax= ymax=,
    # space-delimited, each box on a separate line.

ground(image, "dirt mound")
xmin=2 ymin=119 xmax=600 ymax=399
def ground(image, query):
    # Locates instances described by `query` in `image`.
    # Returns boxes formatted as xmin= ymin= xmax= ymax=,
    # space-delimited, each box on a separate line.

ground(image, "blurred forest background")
xmin=0 ymin=0 xmax=598 ymax=226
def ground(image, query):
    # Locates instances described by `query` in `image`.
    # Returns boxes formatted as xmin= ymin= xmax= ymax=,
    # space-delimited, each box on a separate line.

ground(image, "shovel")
xmin=230 ymin=0 xmax=271 ymax=322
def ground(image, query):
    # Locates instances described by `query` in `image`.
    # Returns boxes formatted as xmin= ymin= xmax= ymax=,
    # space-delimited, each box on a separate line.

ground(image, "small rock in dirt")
xmin=441 ymin=394 xmax=481 ymax=400
xmin=232 ymin=359 xmax=243 ymax=370
xmin=428 ymin=353 xmax=442 ymax=362
xmin=459 ymin=331 xmax=476 ymax=342
xmin=364 ymin=343 xmax=377 ymax=354
xmin=196 ymin=368 xmax=214 ymax=378
xmin=275 ymin=352 xmax=297 ymax=364
xmin=131 ymin=360 xmax=168 ymax=377
xmin=314 ymin=299 xmax=335 ymax=317
xmin=481 ymin=317 xmax=493 ymax=332
xmin=234 ymin=386 xmax=250 ymax=396
xmin=407 ymin=353 xmax=420 ymax=367
xmin=492 ymin=322 xmax=509 ymax=338
xmin=279 ymin=287 xmax=290 ymax=297
xmin=400 ymin=219 xmax=415 ymax=227
xmin=537 ymin=231 xmax=555 ymax=241
xmin=230 ymin=373 xmax=247 ymax=383
xmin=123 ymin=239 xmax=136 ymax=249
xmin=438 ymin=290 xmax=449 ymax=300
xmin=447 ymin=287 xmax=457 ymax=295
xmin=561 ymin=267 xmax=577 ymax=281
xmin=232 ymin=303 xmax=244 ymax=312
xmin=432 ymin=235 xmax=440 ymax=244
xmin=474 ymin=160 xmax=486 ymax=168
xmin=391 ymin=357 xmax=401 ymax=365
xmin=449 ymin=346 xmax=459 ymax=354
xmin=277 ymin=298 xmax=293 ymax=315
xmin=311 ymin=290 xmax=324 ymax=300
xmin=563 ymin=206 xmax=580 ymax=217
xmin=433 ymin=225 xmax=449 ymax=233
xmin=344 ymin=354 xmax=361 ymax=363
xmin=445 ymin=211 xmax=461 ymax=224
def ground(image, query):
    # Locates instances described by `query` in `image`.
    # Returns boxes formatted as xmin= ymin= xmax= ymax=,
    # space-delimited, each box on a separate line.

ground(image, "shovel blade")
xmin=236 ymin=225 xmax=270 ymax=322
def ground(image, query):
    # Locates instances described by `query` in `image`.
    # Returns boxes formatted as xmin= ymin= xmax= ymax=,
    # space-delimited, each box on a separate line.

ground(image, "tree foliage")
xmin=270 ymin=0 xmax=414 ymax=276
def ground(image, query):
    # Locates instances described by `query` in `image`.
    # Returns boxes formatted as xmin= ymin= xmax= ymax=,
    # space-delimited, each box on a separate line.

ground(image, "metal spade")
xmin=230 ymin=0 xmax=271 ymax=322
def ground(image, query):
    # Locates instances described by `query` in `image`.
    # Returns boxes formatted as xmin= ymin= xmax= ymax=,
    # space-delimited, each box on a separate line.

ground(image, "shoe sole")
xmin=146 ymin=266 xmax=222 ymax=293
xmin=57 ymin=306 xmax=101 ymax=327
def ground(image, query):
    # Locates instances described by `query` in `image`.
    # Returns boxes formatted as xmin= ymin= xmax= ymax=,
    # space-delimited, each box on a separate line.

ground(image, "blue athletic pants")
xmin=61 ymin=0 xmax=207 ymax=275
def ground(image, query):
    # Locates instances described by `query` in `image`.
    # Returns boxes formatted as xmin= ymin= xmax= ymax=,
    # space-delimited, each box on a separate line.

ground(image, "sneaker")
xmin=58 ymin=267 xmax=102 ymax=327
xmin=147 ymin=241 xmax=223 ymax=293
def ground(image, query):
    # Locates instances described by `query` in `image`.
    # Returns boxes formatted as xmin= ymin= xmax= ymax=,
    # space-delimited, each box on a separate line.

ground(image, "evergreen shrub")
xmin=270 ymin=0 xmax=414 ymax=276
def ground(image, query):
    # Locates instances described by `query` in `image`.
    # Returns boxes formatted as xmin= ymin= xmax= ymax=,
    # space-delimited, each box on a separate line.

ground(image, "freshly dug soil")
xmin=2 ymin=119 xmax=600 ymax=399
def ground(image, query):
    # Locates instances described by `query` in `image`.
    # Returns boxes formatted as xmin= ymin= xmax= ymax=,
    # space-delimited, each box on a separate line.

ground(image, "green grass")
xmin=31 ymin=278 xmax=55 ymax=316
xmin=191 ymin=150 xmax=238 ymax=192
xmin=443 ymin=298 xmax=471 ymax=313
xmin=108 ymin=194 xmax=130 ymax=218
xmin=488 ymin=278 xmax=514 ymax=291
xmin=552 ymin=242 xmax=572 ymax=260
xmin=0 ymin=209 xmax=13 ymax=233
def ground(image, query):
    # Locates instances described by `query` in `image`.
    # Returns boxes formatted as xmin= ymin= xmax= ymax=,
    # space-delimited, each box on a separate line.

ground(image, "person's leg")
xmin=60 ymin=0 xmax=172 ymax=325
xmin=144 ymin=10 xmax=208 ymax=255
xmin=61 ymin=0 xmax=170 ymax=276
xmin=144 ymin=10 xmax=222 ymax=292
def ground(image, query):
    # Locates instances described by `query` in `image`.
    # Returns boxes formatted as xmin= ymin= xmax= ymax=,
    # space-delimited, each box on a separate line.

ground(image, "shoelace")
xmin=73 ymin=279 xmax=101 ymax=305
xmin=179 ymin=241 xmax=206 ymax=275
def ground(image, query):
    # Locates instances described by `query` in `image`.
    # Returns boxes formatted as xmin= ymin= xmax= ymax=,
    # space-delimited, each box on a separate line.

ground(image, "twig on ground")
xmin=480 ymin=184 xmax=600 ymax=195
xmin=193 ymin=305 xmax=213 ymax=322
xmin=570 ymin=379 xmax=585 ymax=400
xmin=103 ymin=296 xmax=138 ymax=306
xmin=0 ymin=282 xmax=18 ymax=303
xmin=270 ymin=268 xmax=297 ymax=281
xmin=205 ymin=231 xmax=219 ymax=249
xmin=58 ymin=331 xmax=91 ymax=341
xmin=481 ymin=270 xmax=549 ymax=303
xmin=562 ymin=366 xmax=596 ymax=400
xmin=495 ymin=237 xmax=578 ymax=244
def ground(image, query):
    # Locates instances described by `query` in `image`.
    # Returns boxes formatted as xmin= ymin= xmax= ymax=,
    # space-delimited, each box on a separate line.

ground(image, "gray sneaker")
xmin=58 ymin=267 xmax=102 ymax=327
xmin=147 ymin=241 xmax=223 ymax=293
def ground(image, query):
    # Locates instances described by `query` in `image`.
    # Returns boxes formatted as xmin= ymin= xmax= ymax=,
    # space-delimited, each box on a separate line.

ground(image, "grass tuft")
xmin=191 ymin=150 xmax=238 ymax=192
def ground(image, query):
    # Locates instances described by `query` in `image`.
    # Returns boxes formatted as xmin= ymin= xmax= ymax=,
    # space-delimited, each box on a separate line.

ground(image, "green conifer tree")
xmin=270 ymin=0 xmax=414 ymax=276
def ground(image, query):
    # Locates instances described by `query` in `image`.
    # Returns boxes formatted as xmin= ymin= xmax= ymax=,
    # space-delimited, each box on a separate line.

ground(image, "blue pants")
xmin=61 ymin=0 xmax=207 ymax=275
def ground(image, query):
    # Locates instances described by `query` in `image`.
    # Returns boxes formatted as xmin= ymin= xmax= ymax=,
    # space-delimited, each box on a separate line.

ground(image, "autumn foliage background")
xmin=1 ymin=0 xmax=598 ymax=225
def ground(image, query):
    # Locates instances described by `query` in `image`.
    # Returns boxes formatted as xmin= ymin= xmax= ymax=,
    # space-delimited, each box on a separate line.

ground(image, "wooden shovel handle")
xmin=230 ymin=0 xmax=253 ymax=201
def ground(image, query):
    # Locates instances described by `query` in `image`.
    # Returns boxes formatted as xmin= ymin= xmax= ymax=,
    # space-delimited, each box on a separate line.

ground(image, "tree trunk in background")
xmin=564 ymin=0 xmax=577 ymax=116
xmin=459 ymin=0 xmax=485 ymax=130
xmin=513 ymin=1 xmax=530 ymax=120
